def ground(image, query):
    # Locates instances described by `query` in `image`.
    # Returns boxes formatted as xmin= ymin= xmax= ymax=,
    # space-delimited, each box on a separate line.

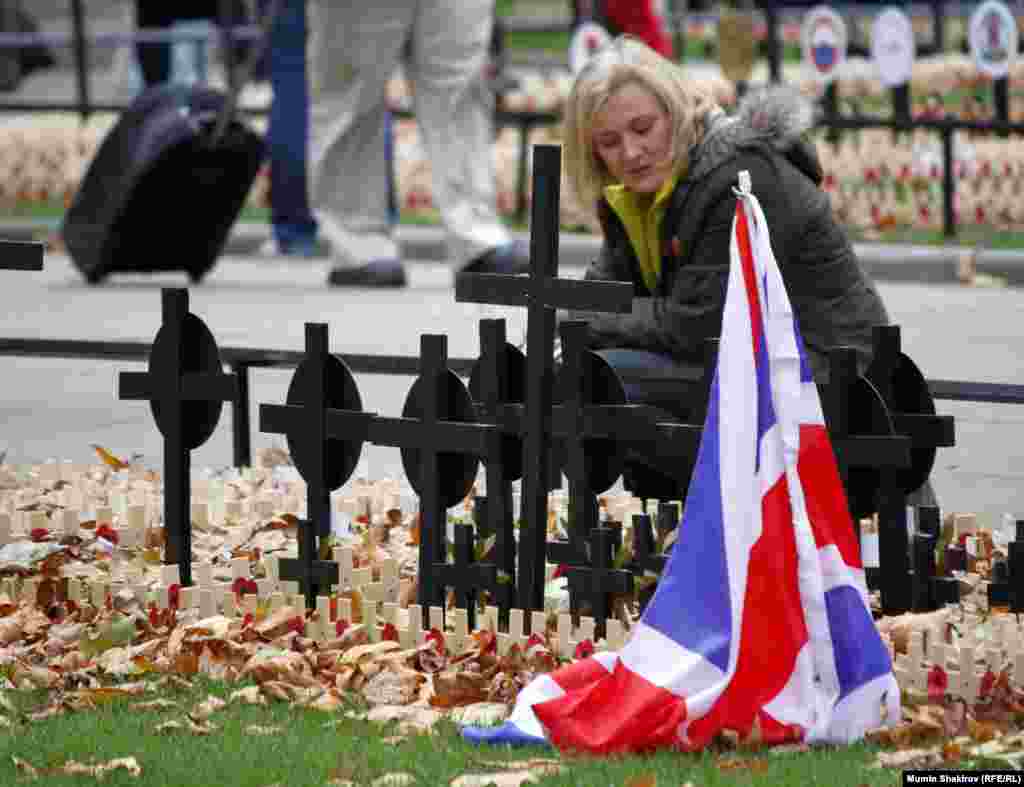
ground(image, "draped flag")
xmin=462 ymin=171 xmax=900 ymax=754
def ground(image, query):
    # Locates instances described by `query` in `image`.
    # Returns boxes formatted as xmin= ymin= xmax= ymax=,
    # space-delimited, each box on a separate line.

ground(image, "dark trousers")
xmin=263 ymin=0 xmax=317 ymax=246
xmin=134 ymin=0 xmax=249 ymax=87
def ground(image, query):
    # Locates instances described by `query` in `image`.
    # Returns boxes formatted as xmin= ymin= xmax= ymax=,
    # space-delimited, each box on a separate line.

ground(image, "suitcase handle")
xmin=207 ymin=0 xmax=281 ymax=149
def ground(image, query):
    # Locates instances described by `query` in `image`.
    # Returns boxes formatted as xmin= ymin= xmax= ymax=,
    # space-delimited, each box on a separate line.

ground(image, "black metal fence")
xmin=1 ymin=335 xmax=1021 ymax=472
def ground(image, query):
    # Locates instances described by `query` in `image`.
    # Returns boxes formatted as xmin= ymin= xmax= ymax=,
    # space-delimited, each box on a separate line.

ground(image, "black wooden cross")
xmin=564 ymin=526 xmax=633 ymax=638
xmin=631 ymin=512 xmax=667 ymax=575
xmin=0 ymin=239 xmax=43 ymax=270
xmin=987 ymin=519 xmax=1024 ymax=612
xmin=454 ymin=144 xmax=637 ymax=614
xmin=434 ymin=522 xmax=497 ymax=632
xmin=119 ymin=288 xmax=237 ymax=586
xmin=866 ymin=325 xmax=956 ymax=498
xmin=911 ymin=505 xmax=959 ymax=610
xmin=367 ymin=334 xmax=500 ymax=623
xmin=259 ymin=323 xmax=373 ymax=607
xmin=822 ymin=346 xmax=915 ymax=615
xmin=472 ymin=318 xmax=521 ymax=612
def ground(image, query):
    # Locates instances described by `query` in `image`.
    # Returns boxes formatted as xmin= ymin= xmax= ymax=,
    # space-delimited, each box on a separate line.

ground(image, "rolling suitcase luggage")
xmin=62 ymin=3 xmax=274 ymax=285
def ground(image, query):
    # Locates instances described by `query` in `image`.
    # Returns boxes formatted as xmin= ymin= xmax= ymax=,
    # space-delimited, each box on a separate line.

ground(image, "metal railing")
xmin=1 ymin=336 xmax=1021 ymax=471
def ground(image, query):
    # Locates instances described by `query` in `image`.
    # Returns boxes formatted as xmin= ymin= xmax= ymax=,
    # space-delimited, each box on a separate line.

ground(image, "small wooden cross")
xmin=119 ymin=288 xmax=237 ymax=586
xmin=0 ymin=239 xmax=43 ymax=271
xmin=259 ymin=323 xmax=373 ymax=608
xmin=988 ymin=518 xmax=1024 ymax=612
xmin=564 ymin=526 xmax=633 ymax=638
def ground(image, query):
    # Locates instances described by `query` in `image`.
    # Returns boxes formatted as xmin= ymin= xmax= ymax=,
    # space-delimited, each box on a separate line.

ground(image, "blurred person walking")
xmin=309 ymin=0 xmax=529 ymax=288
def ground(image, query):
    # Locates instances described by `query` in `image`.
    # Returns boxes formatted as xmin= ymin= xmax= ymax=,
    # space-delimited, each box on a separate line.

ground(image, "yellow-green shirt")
xmin=603 ymin=167 xmax=684 ymax=293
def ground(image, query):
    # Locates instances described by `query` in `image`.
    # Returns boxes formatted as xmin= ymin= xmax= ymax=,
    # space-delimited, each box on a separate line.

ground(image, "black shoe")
xmin=327 ymin=259 xmax=407 ymax=288
xmin=459 ymin=239 xmax=531 ymax=276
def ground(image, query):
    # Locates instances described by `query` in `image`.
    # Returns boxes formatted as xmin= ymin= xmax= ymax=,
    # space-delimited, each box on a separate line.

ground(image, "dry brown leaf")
xmin=969 ymin=718 xmax=1002 ymax=743
xmin=623 ymin=776 xmax=657 ymax=787
xmin=192 ymin=695 xmax=227 ymax=719
xmin=61 ymin=757 xmax=142 ymax=779
xmin=874 ymin=747 xmax=944 ymax=769
xmin=134 ymin=698 xmax=178 ymax=712
xmin=229 ymin=686 xmax=267 ymax=706
xmin=370 ymin=774 xmax=416 ymax=787
xmin=340 ymin=641 xmax=403 ymax=666
xmin=304 ymin=690 xmax=344 ymax=713
xmin=449 ymin=760 xmax=564 ymax=787
xmin=12 ymin=755 xmax=38 ymax=780
xmin=366 ymin=704 xmax=443 ymax=732
xmin=261 ymin=681 xmax=297 ymax=703
xmin=245 ymin=725 xmax=282 ymax=736
xmin=430 ymin=670 xmax=490 ymax=708
xmin=717 ymin=756 xmax=768 ymax=773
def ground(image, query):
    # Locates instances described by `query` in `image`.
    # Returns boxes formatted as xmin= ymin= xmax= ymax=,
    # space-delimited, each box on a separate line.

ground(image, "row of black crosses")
xmin=115 ymin=144 xmax=963 ymax=635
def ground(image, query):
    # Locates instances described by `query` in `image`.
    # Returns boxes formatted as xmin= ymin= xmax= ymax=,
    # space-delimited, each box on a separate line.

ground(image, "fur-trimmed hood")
xmin=688 ymin=86 xmax=822 ymax=185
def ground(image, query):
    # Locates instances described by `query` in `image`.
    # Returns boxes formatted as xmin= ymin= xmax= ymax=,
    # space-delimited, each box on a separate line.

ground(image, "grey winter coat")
xmin=578 ymin=87 xmax=890 ymax=379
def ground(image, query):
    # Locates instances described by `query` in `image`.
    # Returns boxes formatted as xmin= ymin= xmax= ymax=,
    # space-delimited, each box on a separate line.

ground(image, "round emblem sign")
xmin=801 ymin=6 xmax=848 ymax=84
xmin=569 ymin=21 xmax=612 ymax=76
xmin=871 ymin=7 xmax=915 ymax=87
xmin=969 ymin=0 xmax=1018 ymax=79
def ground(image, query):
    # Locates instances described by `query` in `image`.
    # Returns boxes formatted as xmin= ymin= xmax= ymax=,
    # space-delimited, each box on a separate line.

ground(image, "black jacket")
xmin=578 ymin=87 xmax=889 ymax=379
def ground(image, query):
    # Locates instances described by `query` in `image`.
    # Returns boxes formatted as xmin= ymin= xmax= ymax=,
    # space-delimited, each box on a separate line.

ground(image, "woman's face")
xmin=591 ymin=81 xmax=674 ymax=194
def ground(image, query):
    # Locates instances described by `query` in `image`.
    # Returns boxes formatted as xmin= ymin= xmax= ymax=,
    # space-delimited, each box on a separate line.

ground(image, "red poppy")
xmin=381 ymin=622 xmax=400 ymax=642
xmin=335 ymin=619 xmax=349 ymax=638
xmin=928 ymin=664 xmax=949 ymax=702
xmin=95 ymin=524 xmax=119 ymax=545
xmin=30 ymin=528 xmax=50 ymax=543
xmin=574 ymin=639 xmax=595 ymax=660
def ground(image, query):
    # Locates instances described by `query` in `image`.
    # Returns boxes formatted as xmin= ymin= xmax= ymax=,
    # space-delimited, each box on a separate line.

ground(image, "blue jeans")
xmin=265 ymin=0 xmax=317 ymax=249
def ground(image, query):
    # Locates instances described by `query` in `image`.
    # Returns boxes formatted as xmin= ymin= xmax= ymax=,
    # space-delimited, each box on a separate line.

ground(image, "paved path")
xmin=0 ymin=248 xmax=1021 ymax=529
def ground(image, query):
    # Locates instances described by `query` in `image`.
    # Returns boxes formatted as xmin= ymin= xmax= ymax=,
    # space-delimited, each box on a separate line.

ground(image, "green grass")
xmin=0 ymin=675 xmax=903 ymax=787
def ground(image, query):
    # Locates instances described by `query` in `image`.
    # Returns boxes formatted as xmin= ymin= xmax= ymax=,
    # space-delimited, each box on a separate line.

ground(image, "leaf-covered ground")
xmin=1 ymin=451 xmax=1022 ymax=784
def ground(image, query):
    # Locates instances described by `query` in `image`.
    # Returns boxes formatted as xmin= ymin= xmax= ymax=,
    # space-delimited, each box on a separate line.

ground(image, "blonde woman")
xmin=564 ymin=37 xmax=892 ymax=498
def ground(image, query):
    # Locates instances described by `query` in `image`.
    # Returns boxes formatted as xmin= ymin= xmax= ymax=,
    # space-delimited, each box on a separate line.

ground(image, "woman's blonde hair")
xmin=563 ymin=35 xmax=720 ymax=213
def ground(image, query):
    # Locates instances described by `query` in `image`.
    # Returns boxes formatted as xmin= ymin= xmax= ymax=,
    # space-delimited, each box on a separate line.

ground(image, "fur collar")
xmin=687 ymin=86 xmax=819 ymax=184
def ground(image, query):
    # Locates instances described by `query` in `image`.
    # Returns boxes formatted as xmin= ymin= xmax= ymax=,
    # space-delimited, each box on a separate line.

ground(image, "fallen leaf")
xmin=12 ymin=755 xmax=38 ymax=780
xmin=718 ymin=756 xmax=768 ymax=773
xmin=623 ymin=776 xmax=657 ymax=787
xmin=245 ymin=725 xmax=282 ymax=736
xmin=370 ymin=774 xmax=416 ymax=787
xmin=192 ymin=695 xmax=227 ymax=719
xmin=60 ymin=757 xmax=142 ymax=778
xmin=229 ymin=686 xmax=267 ymax=706
xmin=134 ymin=699 xmax=178 ymax=712
xmin=91 ymin=444 xmax=130 ymax=471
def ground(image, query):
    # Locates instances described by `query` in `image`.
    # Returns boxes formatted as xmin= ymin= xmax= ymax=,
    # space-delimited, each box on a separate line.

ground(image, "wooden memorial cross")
xmin=259 ymin=323 xmax=373 ymax=608
xmin=822 ymin=346 xmax=914 ymax=615
xmin=988 ymin=519 xmax=1024 ymax=613
xmin=473 ymin=318 xmax=520 ymax=612
xmin=368 ymin=334 xmax=501 ymax=623
xmin=455 ymin=144 xmax=636 ymax=614
xmin=564 ymin=526 xmax=633 ymax=638
xmin=0 ymin=240 xmax=43 ymax=271
xmin=866 ymin=325 xmax=956 ymax=494
xmin=119 ymin=289 xmax=237 ymax=586
xmin=434 ymin=522 xmax=497 ymax=631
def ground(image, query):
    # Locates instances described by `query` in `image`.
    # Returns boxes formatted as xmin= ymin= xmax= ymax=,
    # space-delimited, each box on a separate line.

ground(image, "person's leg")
xmin=309 ymin=0 xmax=411 ymax=273
xmin=267 ymin=0 xmax=318 ymax=254
xmin=409 ymin=0 xmax=522 ymax=271
xmin=134 ymin=1 xmax=173 ymax=86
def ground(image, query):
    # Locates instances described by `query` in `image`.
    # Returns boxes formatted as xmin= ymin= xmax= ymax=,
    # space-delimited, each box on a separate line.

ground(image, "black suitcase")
xmin=62 ymin=82 xmax=264 ymax=284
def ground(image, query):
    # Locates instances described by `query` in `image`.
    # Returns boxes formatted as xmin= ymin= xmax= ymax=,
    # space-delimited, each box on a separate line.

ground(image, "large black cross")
xmin=455 ymin=145 xmax=637 ymax=613
xmin=367 ymin=334 xmax=500 ymax=622
xmin=119 ymin=289 xmax=237 ymax=586
xmin=259 ymin=323 xmax=374 ymax=607
xmin=823 ymin=347 xmax=915 ymax=615
xmin=564 ymin=526 xmax=633 ymax=638
xmin=0 ymin=240 xmax=43 ymax=271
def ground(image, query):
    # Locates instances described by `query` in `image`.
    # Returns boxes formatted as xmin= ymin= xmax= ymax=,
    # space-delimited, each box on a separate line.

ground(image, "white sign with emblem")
xmin=568 ymin=21 xmax=613 ymax=76
xmin=871 ymin=7 xmax=915 ymax=87
xmin=969 ymin=0 xmax=1018 ymax=79
xmin=801 ymin=6 xmax=849 ymax=85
